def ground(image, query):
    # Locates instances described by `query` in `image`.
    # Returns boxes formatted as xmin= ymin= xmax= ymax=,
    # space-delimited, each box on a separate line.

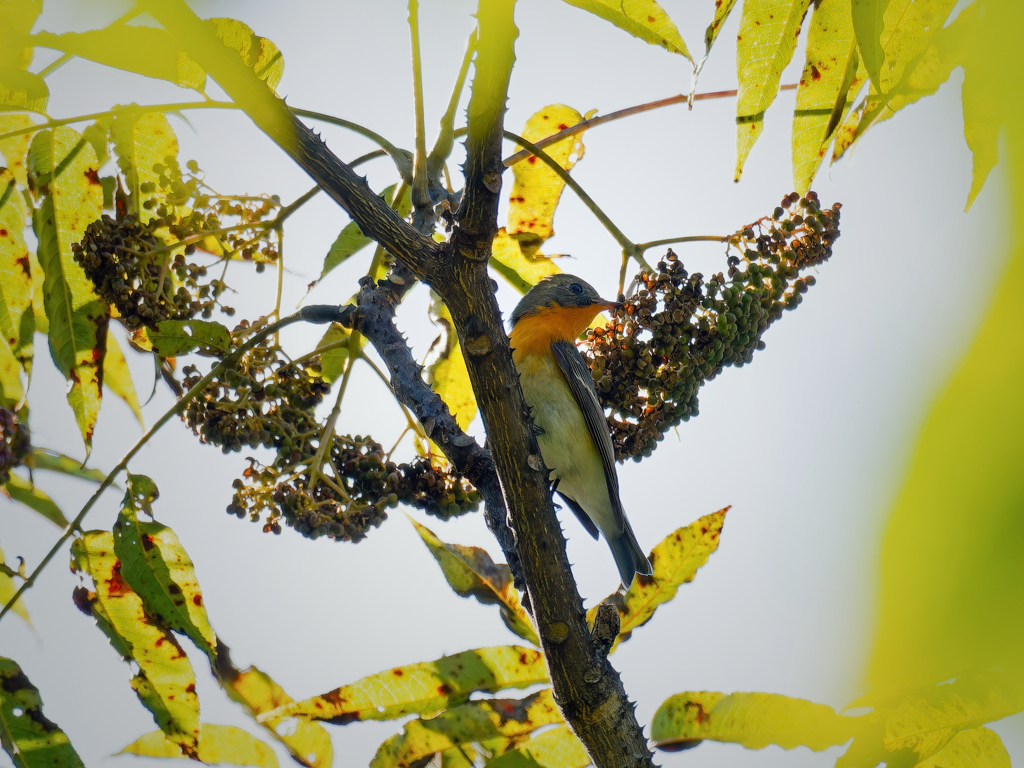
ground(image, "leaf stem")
xmin=637 ymin=235 xmax=727 ymax=252
xmin=0 ymin=310 xmax=324 ymax=624
xmin=409 ymin=0 xmax=429 ymax=211
xmin=427 ymin=28 xmax=478 ymax=180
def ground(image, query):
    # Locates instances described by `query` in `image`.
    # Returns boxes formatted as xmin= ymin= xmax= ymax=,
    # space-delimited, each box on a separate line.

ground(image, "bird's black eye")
xmin=570 ymin=283 xmax=584 ymax=294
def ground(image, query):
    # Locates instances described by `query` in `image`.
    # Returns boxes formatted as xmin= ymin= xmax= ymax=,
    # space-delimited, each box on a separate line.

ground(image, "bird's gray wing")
xmin=549 ymin=339 xmax=625 ymax=532
xmin=558 ymin=492 xmax=600 ymax=539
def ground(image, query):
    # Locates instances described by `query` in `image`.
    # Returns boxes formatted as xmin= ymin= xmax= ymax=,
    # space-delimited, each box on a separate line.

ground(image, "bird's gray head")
xmin=509 ymin=274 xmax=617 ymax=328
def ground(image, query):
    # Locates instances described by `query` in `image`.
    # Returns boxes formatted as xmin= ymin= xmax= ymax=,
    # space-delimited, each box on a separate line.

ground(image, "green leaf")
xmin=0 ymin=656 xmax=85 ymax=768
xmin=734 ymin=0 xmax=813 ymax=181
xmin=0 ymin=114 xmax=36 ymax=189
xmin=410 ymin=517 xmax=538 ymax=646
xmin=118 ymin=724 xmax=279 ymax=767
xmin=851 ymin=0 xmax=889 ymax=94
xmin=72 ymin=531 xmax=201 ymax=756
xmin=28 ymin=127 xmax=105 ymax=451
xmin=791 ymin=0 xmax=865 ymax=194
xmin=651 ymin=691 xmax=862 ymax=752
xmin=0 ymin=68 xmax=48 ymax=112
xmin=112 ymin=475 xmax=218 ymax=664
xmin=427 ymin=299 xmax=477 ymax=431
xmin=103 ymin=329 xmax=144 ymax=427
xmin=493 ymin=726 xmax=590 ymax=768
xmin=558 ymin=0 xmax=692 ymax=63
xmin=588 ymin=508 xmax=727 ymax=652
xmin=705 ymin=0 xmax=740 ymax=57
xmin=489 ymin=228 xmax=562 ymax=294
xmin=0 ymin=169 xmax=35 ymax=390
xmin=0 ymin=545 xmax=29 ymax=627
xmin=3 ymin=473 xmax=67 ymax=527
xmin=28 ymin=449 xmax=106 ymax=483
xmin=111 ymin=110 xmax=179 ymax=223
xmin=146 ymin=319 xmax=233 ymax=357
xmin=261 ymin=645 xmax=548 ymax=724
xmin=370 ymin=689 xmax=563 ymax=768
xmin=839 ymin=669 xmax=1024 ymax=768
xmin=314 ymin=323 xmax=350 ymax=383
xmin=220 ymin=665 xmax=333 ymax=768
xmin=916 ymin=728 xmax=1010 ymax=768
xmin=318 ymin=184 xmax=409 ymax=282
xmin=31 ymin=28 xmax=206 ymax=90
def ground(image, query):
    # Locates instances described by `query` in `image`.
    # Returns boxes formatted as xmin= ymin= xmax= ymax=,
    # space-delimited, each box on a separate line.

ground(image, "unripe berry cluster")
xmin=585 ymin=192 xmax=841 ymax=460
xmin=0 ymin=407 xmax=30 ymax=485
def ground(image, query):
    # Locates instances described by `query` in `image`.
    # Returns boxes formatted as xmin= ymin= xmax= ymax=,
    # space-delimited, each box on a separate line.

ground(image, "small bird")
xmin=509 ymin=273 xmax=652 ymax=587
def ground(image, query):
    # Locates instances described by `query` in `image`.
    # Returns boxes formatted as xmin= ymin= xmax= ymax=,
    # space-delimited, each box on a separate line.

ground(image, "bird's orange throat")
xmin=510 ymin=304 xmax=604 ymax=365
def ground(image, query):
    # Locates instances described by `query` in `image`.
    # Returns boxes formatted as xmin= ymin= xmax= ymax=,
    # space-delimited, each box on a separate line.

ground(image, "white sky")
xmin=3 ymin=1 xmax=1021 ymax=767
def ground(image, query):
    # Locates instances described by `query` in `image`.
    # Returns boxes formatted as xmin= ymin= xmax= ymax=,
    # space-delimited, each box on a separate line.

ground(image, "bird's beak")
xmin=597 ymin=298 xmax=621 ymax=311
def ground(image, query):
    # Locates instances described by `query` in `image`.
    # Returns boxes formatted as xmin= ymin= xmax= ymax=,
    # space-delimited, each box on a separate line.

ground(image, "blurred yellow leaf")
xmin=118 ymin=724 xmax=279 ymax=766
xmin=0 ymin=656 xmax=85 ymax=768
xmin=558 ymin=0 xmax=692 ymax=62
xmin=27 ymin=126 xmax=105 ymax=450
xmin=0 ymin=114 xmax=36 ymax=187
xmin=490 ymin=228 xmax=562 ymax=294
xmin=221 ymin=665 xmax=333 ymax=768
xmin=0 ymin=545 xmax=29 ymax=626
xmin=410 ymin=516 xmax=539 ymax=646
xmin=735 ymin=0 xmax=812 ymax=181
xmin=371 ymin=689 xmax=563 ymax=768
xmin=508 ymin=105 xmax=586 ymax=247
xmin=72 ymin=531 xmax=201 ymax=756
xmin=103 ymin=329 xmax=143 ymax=427
xmin=917 ymin=728 xmax=1010 ymax=768
xmin=651 ymin=691 xmax=862 ymax=751
xmin=0 ymin=68 xmax=48 ymax=112
xmin=588 ymin=508 xmax=727 ymax=652
xmin=0 ymin=168 xmax=35 ymax=384
xmin=210 ymin=18 xmax=285 ymax=92
xmin=4 ymin=472 xmax=68 ymax=527
xmin=427 ymin=298 xmax=476 ymax=430
xmin=261 ymin=645 xmax=548 ymax=724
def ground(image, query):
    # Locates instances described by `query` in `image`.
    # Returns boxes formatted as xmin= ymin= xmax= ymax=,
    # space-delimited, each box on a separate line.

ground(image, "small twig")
xmin=637 ymin=234 xmax=727 ymax=253
xmin=292 ymin=108 xmax=412 ymax=184
xmin=409 ymin=0 xmax=429 ymax=212
xmin=427 ymin=28 xmax=478 ymax=181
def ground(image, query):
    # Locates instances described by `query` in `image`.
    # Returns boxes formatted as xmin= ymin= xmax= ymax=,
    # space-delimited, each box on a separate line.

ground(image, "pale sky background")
xmin=2 ymin=1 xmax=1020 ymax=767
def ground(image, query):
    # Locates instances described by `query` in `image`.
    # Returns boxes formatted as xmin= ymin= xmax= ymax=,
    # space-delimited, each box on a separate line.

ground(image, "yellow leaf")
xmin=588 ymin=508 xmax=727 ymax=652
xmin=916 ymin=728 xmax=1010 ymax=768
xmin=221 ymin=665 xmax=333 ymax=768
xmin=558 ymin=0 xmax=692 ymax=61
xmin=735 ymin=0 xmax=813 ymax=180
xmin=851 ymin=0 xmax=887 ymax=94
xmin=508 ymin=105 xmax=586 ymax=247
xmin=410 ymin=517 xmax=539 ymax=645
xmin=261 ymin=644 xmax=548 ymax=724
xmin=371 ymin=689 xmax=563 ymax=768
xmin=427 ymin=297 xmax=477 ymax=430
xmin=875 ymin=0 xmax=958 ymax=96
xmin=0 ymin=168 xmax=35 ymax=384
xmin=5 ymin=471 xmax=68 ymax=527
xmin=104 ymin=329 xmax=144 ymax=427
xmin=705 ymin=0 xmax=741 ymax=57
xmin=962 ymin=10 xmax=1001 ymax=210
xmin=72 ymin=531 xmax=201 ymax=756
xmin=118 ymin=724 xmax=279 ymax=767
xmin=210 ymin=18 xmax=285 ymax=92
xmin=27 ymin=249 xmax=46 ymax=334
xmin=490 ymin=228 xmax=563 ymax=294
xmin=512 ymin=725 xmax=590 ymax=768
xmin=314 ymin=323 xmax=351 ymax=383
xmin=111 ymin=111 xmax=179 ymax=224
xmin=651 ymin=691 xmax=863 ymax=751
xmin=0 ymin=114 xmax=37 ymax=188
xmin=0 ymin=69 xmax=48 ymax=112
xmin=791 ymin=0 xmax=864 ymax=193
xmin=28 ymin=126 xmax=105 ymax=450
xmin=0 ymin=544 xmax=30 ymax=626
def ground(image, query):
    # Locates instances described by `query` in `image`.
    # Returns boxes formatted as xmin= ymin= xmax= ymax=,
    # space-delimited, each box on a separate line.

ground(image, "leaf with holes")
xmin=652 ymin=691 xmax=863 ymax=752
xmin=0 ymin=169 xmax=35 ymax=388
xmin=118 ymin=724 xmax=279 ymax=766
xmin=28 ymin=126 xmax=105 ymax=450
xmin=71 ymin=531 xmax=201 ymax=756
xmin=103 ymin=329 xmax=143 ymax=426
xmin=411 ymin=517 xmax=538 ymax=645
xmin=111 ymin=111 xmax=179 ymax=223
xmin=427 ymin=298 xmax=477 ymax=431
xmin=145 ymin=319 xmax=232 ymax=357
xmin=221 ymin=664 xmax=334 ymax=768
xmin=371 ymin=689 xmax=563 ymax=768
xmin=588 ymin=508 xmax=727 ymax=652
xmin=0 ymin=656 xmax=85 ymax=768
xmin=489 ymin=228 xmax=562 ymax=294
xmin=261 ymin=645 xmax=547 ymax=724
xmin=507 ymin=105 xmax=587 ymax=249
xmin=3 ymin=473 xmax=67 ymax=527
xmin=113 ymin=475 xmax=218 ymax=664
xmin=558 ymin=0 xmax=691 ymax=62
xmin=734 ymin=0 xmax=813 ymax=181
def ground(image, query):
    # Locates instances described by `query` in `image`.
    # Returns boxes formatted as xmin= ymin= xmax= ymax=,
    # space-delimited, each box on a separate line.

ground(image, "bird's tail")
xmin=608 ymin=523 xmax=653 ymax=588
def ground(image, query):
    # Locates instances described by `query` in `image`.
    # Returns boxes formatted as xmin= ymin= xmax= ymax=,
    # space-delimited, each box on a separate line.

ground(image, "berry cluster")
xmin=0 ymin=408 xmax=30 ymax=485
xmin=228 ymin=435 xmax=479 ymax=542
xmin=586 ymin=192 xmax=841 ymax=460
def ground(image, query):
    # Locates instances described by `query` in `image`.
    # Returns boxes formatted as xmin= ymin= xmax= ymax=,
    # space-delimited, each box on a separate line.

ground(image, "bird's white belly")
xmin=517 ymin=353 xmax=619 ymax=537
